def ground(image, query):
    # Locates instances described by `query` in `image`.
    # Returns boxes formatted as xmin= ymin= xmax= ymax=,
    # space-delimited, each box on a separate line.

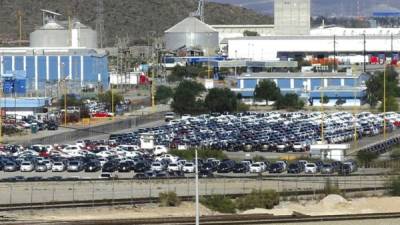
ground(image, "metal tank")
xmin=164 ymin=17 xmax=219 ymax=55
xmin=30 ymin=20 xmax=69 ymax=47
xmin=71 ymin=21 xmax=97 ymax=49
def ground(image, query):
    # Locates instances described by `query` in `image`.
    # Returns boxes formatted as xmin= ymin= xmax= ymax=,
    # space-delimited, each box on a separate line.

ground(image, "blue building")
xmin=0 ymin=48 xmax=108 ymax=95
xmin=232 ymin=72 xmax=369 ymax=106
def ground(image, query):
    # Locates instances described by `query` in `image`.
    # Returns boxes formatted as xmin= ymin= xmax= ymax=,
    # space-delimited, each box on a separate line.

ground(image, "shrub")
xmin=323 ymin=178 xmax=342 ymax=196
xmin=252 ymin=155 xmax=266 ymax=162
xmin=201 ymin=195 xmax=236 ymax=213
xmin=159 ymin=191 xmax=181 ymax=207
xmin=387 ymin=176 xmax=400 ymax=196
xmin=236 ymin=189 xmax=279 ymax=210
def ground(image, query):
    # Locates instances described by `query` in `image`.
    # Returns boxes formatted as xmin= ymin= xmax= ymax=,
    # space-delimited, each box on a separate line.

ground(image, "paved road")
xmin=0 ymin=174 xmax=389 ymax=205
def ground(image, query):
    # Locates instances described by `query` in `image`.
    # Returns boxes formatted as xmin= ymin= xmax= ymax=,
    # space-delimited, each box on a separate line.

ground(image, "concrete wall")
xmin=274 ymin=0 xmax=310 ymax=35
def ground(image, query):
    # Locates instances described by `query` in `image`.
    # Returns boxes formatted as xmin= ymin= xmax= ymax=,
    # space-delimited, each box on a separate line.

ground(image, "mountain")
xmin=0 ymin=0 xmax=272 ymax=47
xmin=209 ymin=0 xmax=400 ymax=17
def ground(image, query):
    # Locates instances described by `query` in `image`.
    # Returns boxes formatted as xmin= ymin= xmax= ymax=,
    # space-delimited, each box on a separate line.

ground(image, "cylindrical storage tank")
xmin=30 ymin=21 xmax=69 ymax=47
xmin=71 ymin=21 xmax=98 ymax=48
xmin=164 ymin=17 xmax=219 ymax=55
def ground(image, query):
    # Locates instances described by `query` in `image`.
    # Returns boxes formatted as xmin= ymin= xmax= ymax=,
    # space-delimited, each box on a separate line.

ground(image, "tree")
xmin=254 ymin=80 xmax=281 ymax=104
xmin=336 ymin=98 xmax=346 ymax=106
xmin=356 ymin=151 xmax=379 ymax=167
xmin=155 ymin=85 xmax=174 ymax=104
xmin=58 ymin=94 xmax=82 ymax=107
xmin=321 ymin=95 xmax=329 ymax=104
xmin=168 ymin=65 xmax=206 ymax=81
xmin=171 ymin=80 xmax=206 ymax=115
xmin=243 ymin=30 xmax=259 ymax=36
xmin=379 ymin=96 xmax=399 ymax=112
xmin=205 ymin=88 xmax=237 ymax=113
xmin=366 ymin=66 xmax=400 ymax=108
xmin=97 ymin=90 xmax=124 ymax=112
xmin=275 ymin=93 xmax=305 ymax=110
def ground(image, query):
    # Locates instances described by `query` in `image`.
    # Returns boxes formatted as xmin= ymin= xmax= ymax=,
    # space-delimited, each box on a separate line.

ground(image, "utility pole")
xmin=363 ymin=34 xmax=366 ymax=73
xmin=195 ymin=149 xmax=200 ymax=225
xmin=333 ymin=35 xmax=336 ymax=72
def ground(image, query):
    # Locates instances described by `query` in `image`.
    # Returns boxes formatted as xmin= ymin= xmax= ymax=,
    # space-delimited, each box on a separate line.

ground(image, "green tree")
xmin=275 ymin=93 xmax=305 ymax=110
xmin=243 ymin=30 xmax=259 ymax=36
xmin=379 ymin=96 xmax=399 ymax=112
xmin=356 ymin=151 xmax=379 ymax=167
xmin=97 ymin=90 xmax=124 ymax=112
xmin=366 ymin=66 xmax=400 ymax=108
xmin=321 ymin=95 xmax=330 ymax=104
xmin=155 ymin=85 xmax=174 ymax=104
xmin=58 ymin=94 xmax=82 ymax=107
xmin=168 ymin=65 xmax=206 ymax=81
xmin=205 ymin=88 xmax=237 ymax=113
xmin=171 ymin=80 xmax=206 ymax=115
xmin=254 ymin=80 xmax=281 ymax=104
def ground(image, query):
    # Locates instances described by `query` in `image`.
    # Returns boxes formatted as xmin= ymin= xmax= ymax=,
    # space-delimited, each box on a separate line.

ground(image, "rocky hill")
xmin=0 ymin=0 xmax=273 ymax=47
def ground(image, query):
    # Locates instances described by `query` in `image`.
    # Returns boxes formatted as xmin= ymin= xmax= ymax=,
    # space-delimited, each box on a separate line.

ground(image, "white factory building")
xmin=227 ymin=26 xmax=400 ymax=61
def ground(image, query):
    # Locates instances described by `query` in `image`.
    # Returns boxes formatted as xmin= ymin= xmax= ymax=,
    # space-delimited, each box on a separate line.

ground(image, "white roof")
xmin=311 ymin=26 xmax=400 ymax=36
xmin=165 ymin=17 xmax=217 ymax=33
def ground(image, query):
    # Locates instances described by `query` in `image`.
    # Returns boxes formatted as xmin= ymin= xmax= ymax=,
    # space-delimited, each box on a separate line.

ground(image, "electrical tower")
xmin=190 ymin=0 xmax=205 ymax=22
xmin=96 ymin=0 xmax=105 ymax=48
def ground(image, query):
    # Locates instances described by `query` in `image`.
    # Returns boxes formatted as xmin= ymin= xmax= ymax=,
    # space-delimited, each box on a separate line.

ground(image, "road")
xmin=0 ymin=174 xmax=389 ymax=205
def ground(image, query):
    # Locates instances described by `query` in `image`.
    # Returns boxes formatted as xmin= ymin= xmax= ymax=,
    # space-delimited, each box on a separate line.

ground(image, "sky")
xmin=208 ymin=0 xmax=400 ymax=17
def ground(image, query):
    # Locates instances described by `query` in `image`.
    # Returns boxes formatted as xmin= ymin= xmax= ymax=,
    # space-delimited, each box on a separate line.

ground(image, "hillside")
xmin=210 ymin=0 xmax=400 ymax=17
xmin=0 ymin=0 xmax=273 ymax=47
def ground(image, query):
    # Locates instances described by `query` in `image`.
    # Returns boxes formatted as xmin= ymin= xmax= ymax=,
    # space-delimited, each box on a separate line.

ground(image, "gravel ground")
xmin=288 ymin=218 xmax=400 ymax=225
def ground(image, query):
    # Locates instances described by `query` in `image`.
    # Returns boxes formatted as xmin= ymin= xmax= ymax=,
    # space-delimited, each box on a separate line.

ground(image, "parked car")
xmin=20 ymin=161 xmax=35 ymax=172
xmin=182 ymin=162 xmax=195 ymax=173
xmin=52 ymin=161 xmax=66 ymax=172
xmin=305 ymin=163 xmax=317 ymax=174
xmin=35 ymin=163 xmax=48 ymax=172
xmin=3 ymin=162 xmax=20 ymax=172
xmin=67 ymin=161 xmax=84 ymax=172
xmin=269 ymin=163 xmax=284 ymax=173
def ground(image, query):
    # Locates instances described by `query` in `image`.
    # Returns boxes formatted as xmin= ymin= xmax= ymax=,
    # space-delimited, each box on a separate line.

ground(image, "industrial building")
xmin=232 ymin=72 xmax=369 ymax=106
xmin=0 ymin=10 xmax=108 ymax=96
xmin=164 ymin=17 xmax=219 ymax=56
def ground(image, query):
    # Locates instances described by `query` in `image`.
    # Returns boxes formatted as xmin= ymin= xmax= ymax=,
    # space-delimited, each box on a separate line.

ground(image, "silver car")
xmin=3 ymin=162 xmax=19 ymax=172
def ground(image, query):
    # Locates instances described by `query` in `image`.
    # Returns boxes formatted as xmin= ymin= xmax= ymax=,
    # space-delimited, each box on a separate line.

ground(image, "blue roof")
xmin=373 ymin=12 xmax=400 ymax=17
xmin=0 ymin=98 xmax=49 ymax=108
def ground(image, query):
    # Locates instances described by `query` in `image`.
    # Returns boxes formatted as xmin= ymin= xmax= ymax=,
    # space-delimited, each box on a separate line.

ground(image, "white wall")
xmin=228 ymin=36 xmax=400 ymax=61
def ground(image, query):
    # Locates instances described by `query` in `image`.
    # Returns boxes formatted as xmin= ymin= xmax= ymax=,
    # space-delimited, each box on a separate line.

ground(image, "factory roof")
xmin=165 ymin=17 xmax=217 ymax=33
xmin=0 ymin=98 xmax=49 ymax=108
xmin=0 ymin=47 xmax=107 ymax=56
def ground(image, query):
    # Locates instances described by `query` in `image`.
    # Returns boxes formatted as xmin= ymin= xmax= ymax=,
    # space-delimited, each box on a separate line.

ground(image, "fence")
xmin=0 ymin=176 xmax=388 ymax=206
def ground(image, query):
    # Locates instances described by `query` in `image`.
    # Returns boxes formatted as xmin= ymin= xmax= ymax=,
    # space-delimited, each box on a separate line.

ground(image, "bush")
xmin=387 ymin=176 xmax=400 ymax=196
xmin=201 ymin=195 xmax=236 ymax=213
xmin=159 ymin=191 xmax=181 ymax=207
xmin=356 ymin=151 xmax=379 ymax=167
xmin=323 ymin=179 xmax=342 ymax=196
xmin=236 ymin=189 xmax=279 ymax=211
xmin=236 ymin=102 xmax=250 ymax=112
xmin=252 ymin=155 xmax=266 ymax=162
xmin=169 ymin=149 xmax=227 ymax=160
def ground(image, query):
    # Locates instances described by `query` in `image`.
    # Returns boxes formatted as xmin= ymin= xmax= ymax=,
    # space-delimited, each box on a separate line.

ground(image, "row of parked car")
xmin=107 ymin=111 xmax=397 ymax=153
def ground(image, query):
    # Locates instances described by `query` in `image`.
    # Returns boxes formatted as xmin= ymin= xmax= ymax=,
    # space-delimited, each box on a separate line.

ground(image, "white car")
xmin=156 ymin=154 xmax=178 ymax=163
xmin=42 ymin=160 xmax=52 ymax=170
xmin=52 ymin=162 xmax=66 ymax=172
xmin=182 ymin=163 xmax=195 ymax=173
xmin=154 ymin=145 xmax=168 ymax=155
xmin=168 ymin=163 xmax=183 ymax=172
xmin=250 ymin=163 xmax=264 ymax=173
xmin=305 ymin=163 xmax=317 ymax=174
xmin=96 ymin=151 xmax=114 ymax=158
xmin=20 ymin=161 xmax=35 ymax=172
xmin=151 ymin=162 xmax=164 ymax=172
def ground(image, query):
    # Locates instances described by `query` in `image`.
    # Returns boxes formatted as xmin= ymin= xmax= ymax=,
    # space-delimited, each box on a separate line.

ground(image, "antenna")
xmin=190 ymin=0 xmax=205 ymax=22
xmin=96 ymin=0 xmax=105 ymax=48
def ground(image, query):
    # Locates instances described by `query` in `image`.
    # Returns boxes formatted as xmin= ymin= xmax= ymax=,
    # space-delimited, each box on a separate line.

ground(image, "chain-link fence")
xmin=0 ymin=175 xmax=388 ymax=205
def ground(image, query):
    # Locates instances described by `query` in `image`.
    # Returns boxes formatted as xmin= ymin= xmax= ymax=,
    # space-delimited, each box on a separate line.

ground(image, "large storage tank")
xmin=71 ymin=21 xmax=97 ymax=49
xmin=30 ymin=21 xmax=69 ymax=47
xmin=30 ymin=19 xmax=97 ymax=48
xmin=164 ymin=17 xmax=219 ymax=55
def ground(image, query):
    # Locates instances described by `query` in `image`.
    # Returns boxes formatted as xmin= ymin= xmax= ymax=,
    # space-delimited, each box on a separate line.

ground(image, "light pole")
xmin=195 ymin=148 xmax=199 ymax=225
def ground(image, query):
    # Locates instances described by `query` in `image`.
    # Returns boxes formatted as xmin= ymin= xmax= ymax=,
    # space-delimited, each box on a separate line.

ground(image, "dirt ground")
xmin=4 ymin=195 xmax=400 ymax=222
xmin=242 ymin=195 xmax=400 ymax=216
xmin=4 ymin=202 xmax=217 ymax=221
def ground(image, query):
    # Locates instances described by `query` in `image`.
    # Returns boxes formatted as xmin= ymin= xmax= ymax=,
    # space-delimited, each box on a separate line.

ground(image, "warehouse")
xmin=0 ymin=48 xmax=108 ymax=96
xmin=232 ymin=72 xmax=369 ymax=106
xmin=0 ymin=10 xmax=109 ymax=96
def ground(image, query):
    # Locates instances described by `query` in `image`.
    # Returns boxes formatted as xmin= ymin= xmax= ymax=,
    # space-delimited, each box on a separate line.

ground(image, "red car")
xmin=92 ymin=112 xmax=112 ymax=118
